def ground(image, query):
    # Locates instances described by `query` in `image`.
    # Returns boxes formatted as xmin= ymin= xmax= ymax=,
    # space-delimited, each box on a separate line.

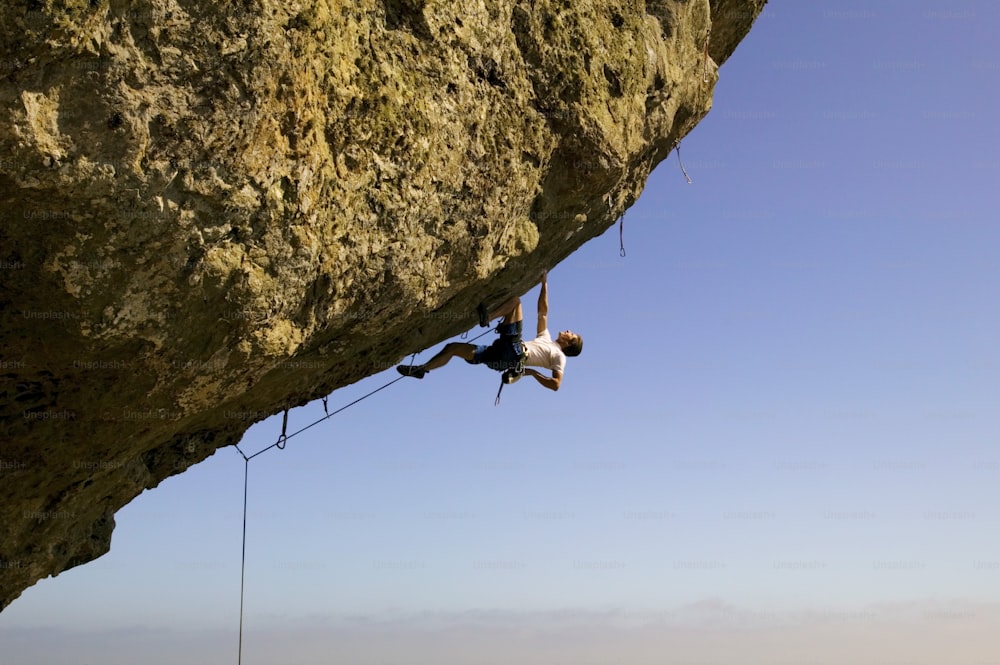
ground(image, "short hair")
xmin=564 ymin=334 xmax=583 ymax=357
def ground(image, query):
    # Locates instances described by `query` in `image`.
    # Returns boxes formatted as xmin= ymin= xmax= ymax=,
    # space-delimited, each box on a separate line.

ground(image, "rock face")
xmin=0 ymin=0 xmax=765 ymax=609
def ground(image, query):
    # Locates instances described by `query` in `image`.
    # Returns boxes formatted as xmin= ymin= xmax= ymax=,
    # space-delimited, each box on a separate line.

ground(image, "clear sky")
xmin=3 ymin=2 xmax=1000 ymax=664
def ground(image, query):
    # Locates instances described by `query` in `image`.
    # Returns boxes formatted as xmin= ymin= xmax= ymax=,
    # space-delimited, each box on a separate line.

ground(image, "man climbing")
xmin=397 ymin=271 xmax=582 ymax=391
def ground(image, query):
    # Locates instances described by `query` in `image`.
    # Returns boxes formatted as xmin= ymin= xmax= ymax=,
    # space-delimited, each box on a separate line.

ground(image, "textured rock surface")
xmin=0 ymin=0 xmax=765 ymax=610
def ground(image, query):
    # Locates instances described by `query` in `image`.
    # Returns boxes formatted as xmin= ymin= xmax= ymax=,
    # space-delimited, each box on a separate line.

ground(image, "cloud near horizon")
xmin=3 ymin=599 xmax=997 ymax=665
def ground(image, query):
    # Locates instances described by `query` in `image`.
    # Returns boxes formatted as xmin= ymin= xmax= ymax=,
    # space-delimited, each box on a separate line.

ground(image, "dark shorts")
xmin=468 ymin=320 xmax=525 ymax=372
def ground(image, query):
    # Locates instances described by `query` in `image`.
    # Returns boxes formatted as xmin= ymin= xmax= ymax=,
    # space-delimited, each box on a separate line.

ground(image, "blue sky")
xmin=3 ymin=2 xmax=1000 ymax=663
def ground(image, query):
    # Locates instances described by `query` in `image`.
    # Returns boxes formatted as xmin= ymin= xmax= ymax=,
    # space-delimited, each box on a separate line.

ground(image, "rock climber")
xmin=397 ymin=270 xmax=582 ymax=391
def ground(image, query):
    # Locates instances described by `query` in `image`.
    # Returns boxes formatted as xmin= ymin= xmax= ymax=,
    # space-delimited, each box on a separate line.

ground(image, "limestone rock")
xmin=0 ymin=0 xmax=765 ymax=609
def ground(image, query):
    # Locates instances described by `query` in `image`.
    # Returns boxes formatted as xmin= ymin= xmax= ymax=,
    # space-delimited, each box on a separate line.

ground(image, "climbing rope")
xmin=232 ymin=326 xmax=495 ymax=664
xmin=233 ymin=445 xmax=249 ymax=665
xmin=243 ymin=376 xmax=407 ymax=462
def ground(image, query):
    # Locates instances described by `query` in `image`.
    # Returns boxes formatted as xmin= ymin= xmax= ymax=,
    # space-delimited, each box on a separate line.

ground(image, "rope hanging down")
xmin=234 ymin=446 xmax=249 ymax=665
xmin=232 ymin=326 xmax=494 ymax=664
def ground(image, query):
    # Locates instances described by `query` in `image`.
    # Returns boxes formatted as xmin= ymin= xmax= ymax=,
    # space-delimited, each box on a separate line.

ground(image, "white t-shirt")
xmin=523 ymin=329 xmax=566 ymax=375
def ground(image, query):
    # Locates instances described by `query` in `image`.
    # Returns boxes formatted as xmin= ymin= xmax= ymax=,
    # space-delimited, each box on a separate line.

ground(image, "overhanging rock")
xmin=0 ymin=0 xmax=766 ymax=610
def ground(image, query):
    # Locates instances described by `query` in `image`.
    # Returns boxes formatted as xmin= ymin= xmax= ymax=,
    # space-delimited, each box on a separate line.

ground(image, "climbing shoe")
xmin=477 ymin=302 xmax=490 ymax=328
xmin=397 ymin=365 xmax=426 ymax=379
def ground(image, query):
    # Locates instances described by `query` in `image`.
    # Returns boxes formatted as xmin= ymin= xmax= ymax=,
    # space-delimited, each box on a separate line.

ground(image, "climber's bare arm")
xmin=537 ymin=271 xmax=548 ymax=336
xmin=525 ymin=368 xmax=561 ymax=391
